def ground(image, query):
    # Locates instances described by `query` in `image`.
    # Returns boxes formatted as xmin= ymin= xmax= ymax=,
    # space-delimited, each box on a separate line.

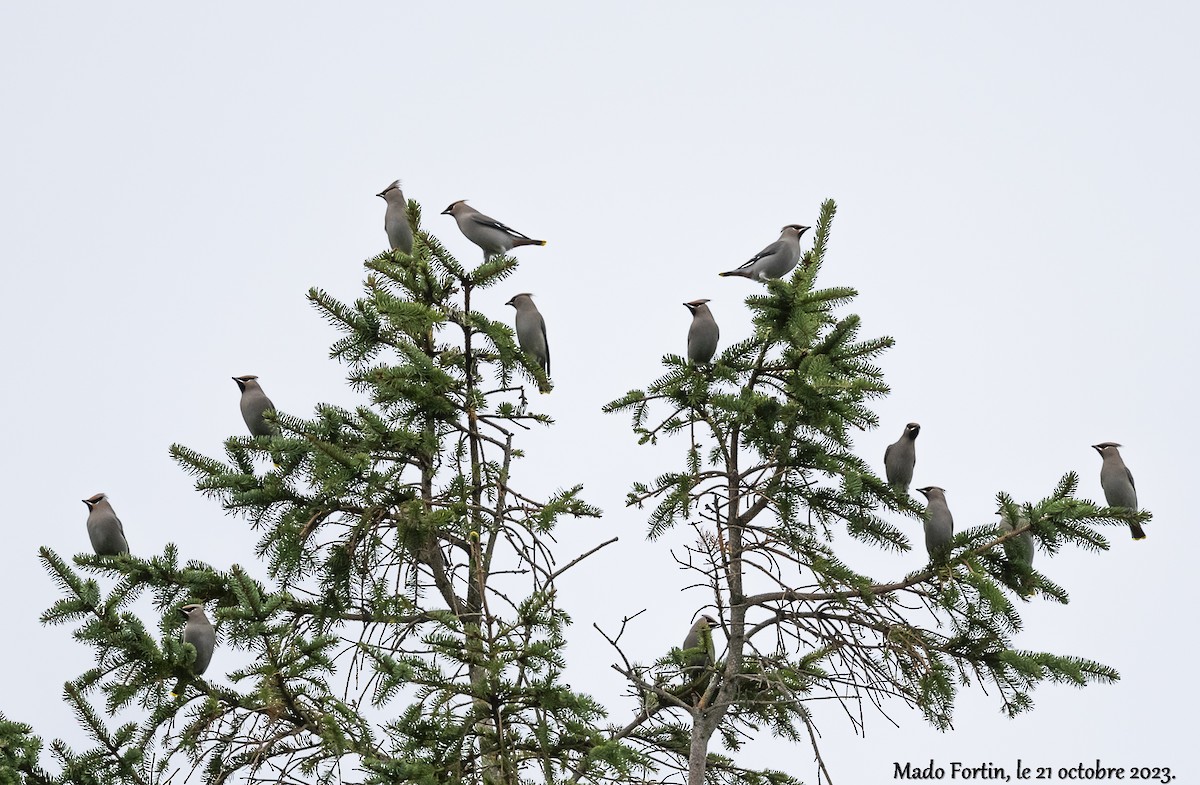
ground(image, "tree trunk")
xmin=687 ymin=714 xmax=716 ymax=785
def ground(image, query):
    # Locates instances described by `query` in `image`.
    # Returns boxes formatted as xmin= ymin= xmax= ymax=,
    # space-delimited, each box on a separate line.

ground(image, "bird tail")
xmin=718 ymin=270 xmax=748 ymax=278
xmin=512 ymin=238 xmax=547 ymax=248
xmin=1130 ymin=523 xmax=1147 ymax=540
xmin=538 ymin=379 xmax=552 ymax=395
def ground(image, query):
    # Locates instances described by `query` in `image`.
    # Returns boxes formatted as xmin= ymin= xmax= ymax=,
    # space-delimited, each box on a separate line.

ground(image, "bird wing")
xmin=1126 ymin=467 xmax=1135 ymax=492
xmin=733 ymin=239 xmax=783 ymax=270
xmin=883 ymin=443 xmax=893 ymax=463
xmin=115 ymin=515 xmax=126 ymax=536
xmin=469 ymin=213 xmax=537 ymax=241
xmin=540 ymin=314 xmax=550 ymax=375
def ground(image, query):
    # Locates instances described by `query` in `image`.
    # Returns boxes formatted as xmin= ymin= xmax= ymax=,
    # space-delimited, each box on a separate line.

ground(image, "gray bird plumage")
xmin=916 ymin=486 xmax=954 ymax=560
xmin=680 ymin=614 xmax=718 ymax=705
xmin=1093 ymin=442 xmax=1145 ymax=540
xmin=233 ymin=375 xmax=277 ymax=437
xmin=718 ymin=224 xmax=810 ymax=281
xmin=506 ymin=293 xmax=551 ymax=393
xmin=684 ymin=299 xmax=719 ymax=364
xmin=442 ymin=200 xmax=546 ymax=260
xmin=681 ymin=615 xmax=717 ymax=669
xmin=883 ymin=422 xmax=920 ymax=492
xmin=377 ymin=179 xmax=414 ymax=255
xmin=997 ymin=508 xmax=1036 ymax=596
xmin=82 ymin=493 xmax=128 ymax=556
xmin=181 ymin=603 xmax=215 ymax=676
xmin=997 ymin=510 xmax=1035 ymax=567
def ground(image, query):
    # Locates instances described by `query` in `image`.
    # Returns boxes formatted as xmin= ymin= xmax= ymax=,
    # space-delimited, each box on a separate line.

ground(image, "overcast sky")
xmin=2 ymin=3 xmax=1196 ymax=782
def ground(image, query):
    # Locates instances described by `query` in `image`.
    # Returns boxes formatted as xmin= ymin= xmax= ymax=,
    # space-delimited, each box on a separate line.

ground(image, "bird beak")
xmin=376 ymin=191 xmax=386 ymax=198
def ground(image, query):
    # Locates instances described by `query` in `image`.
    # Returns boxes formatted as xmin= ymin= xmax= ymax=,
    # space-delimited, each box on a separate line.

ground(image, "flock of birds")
xmin=382 ymin=180 xmax=814 ymax=390
xmin=71 ymin=180 xmax=1147 ymax=697
xmin=881 ymin=423 xmax=1146 ymax=573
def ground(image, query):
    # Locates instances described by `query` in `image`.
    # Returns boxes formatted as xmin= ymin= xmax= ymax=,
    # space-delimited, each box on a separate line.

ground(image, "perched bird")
xmin=680 ymin=615 xmax=718 ymax=704
xmin=718 ymin=224 xmax=810 ymax=281
xmin=233 ymin=375 xmax=277 ymax=437
xmin=1093 ymin=442 xmax=1145 ymax=540
xmin=172 ymin=603 xmax=215 ymax=697
xmin=883 ymin=422 xmax=921 ymax=492
xmin=82 ymin=493 xmax=129 ymax=556
xmin=998 ymin=511 xmax=1036 ymax=597
xmin=997 ymin=509 xmax=1035 ymax=567
xmin=506 ymin=293 xmax=551 ymax=393
xmin=442 ymin=200 xmax=546 ymax=260
xmin=181 ymin=604 xmax=215 ymax=674
xmin=997 ymin=507 xmax=1036 ymax=596
xmin=915 ymin=486 xmax=954 ymax=561
xmin=681 ymin=615 xmax=718 ymax=670
xmin=377 ymin=179 xmax=414 ymax=255
xmin=684 ymin=299 xmax=719 ymax=364
xmin=644 ymin=614 xmax=719 ymax=715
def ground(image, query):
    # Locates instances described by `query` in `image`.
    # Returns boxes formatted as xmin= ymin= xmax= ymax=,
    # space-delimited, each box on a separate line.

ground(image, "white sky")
xmin=1 ymin=3 xmax=1196 ymax=782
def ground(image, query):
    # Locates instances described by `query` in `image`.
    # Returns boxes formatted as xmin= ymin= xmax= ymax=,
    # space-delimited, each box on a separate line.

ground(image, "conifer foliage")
xmin=1 ymin=199 xmax=1148 ymax=785
xmin=3 ymin=203 xmax=620 ymax=784
xmin=602 ymin=200 xmax=1137 ymax=785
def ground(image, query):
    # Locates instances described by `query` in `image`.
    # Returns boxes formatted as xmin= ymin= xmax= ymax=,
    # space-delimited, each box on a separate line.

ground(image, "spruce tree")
xmin=2 ymin=202 xmax=625 ymax=784
xmin=601 ymin=200 xmax=1145 ymax=785
xmin=0 ymin=199 xmax=1147 ymax=785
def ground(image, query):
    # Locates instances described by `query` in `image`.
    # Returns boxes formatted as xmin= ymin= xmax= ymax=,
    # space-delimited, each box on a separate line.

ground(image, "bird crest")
xmin=376 ymin=179 xmax=402 ymax=197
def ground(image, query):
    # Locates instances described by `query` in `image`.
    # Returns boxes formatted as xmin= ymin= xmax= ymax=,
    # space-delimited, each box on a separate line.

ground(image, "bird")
xmin=82 ymin=493 xmax=129 ymax=556
xmin=997 ymin=509 xmax=1035 ymax=567
xmin=680 ymin=615 xmax=718 ymax=704
xmin=684 ymin=299 xmax=719 ymax=364
xmin=1092 ymin=442 xmax=1145 ymax=540
xmin=181 ymin=604 xmax=215 ymax=674
xmin=997 ymin=507 xmax=1036 ymax=596
xmin=681 ymin=615 xmax=717 ymax=670
xmin=172 ymin=603 xmax=215 ymax=697
xmin=915 ymin=486 xmax=954 ymax=561
xmin=884 ymin=422 xmax=921 ymax=492
xmin=441 ymin=200 xmax=545 ymax=261
xmin=718 ymin=224 xmax=810 ymax=281
xmin=377 ymin=179 xmax=414 ymax=255
xmin=233 ymin=375 xmax=277 ymax=438
xmin=506 ymin=293 xmax=551 ymax=393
